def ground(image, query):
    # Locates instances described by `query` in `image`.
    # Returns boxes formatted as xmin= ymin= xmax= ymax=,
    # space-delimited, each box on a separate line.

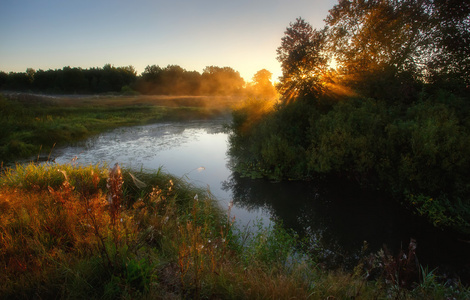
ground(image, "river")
xmin=52 ymin=118 xmax=469 ymax=282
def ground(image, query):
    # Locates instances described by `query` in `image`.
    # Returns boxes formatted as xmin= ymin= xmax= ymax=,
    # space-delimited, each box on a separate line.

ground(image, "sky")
xmin=0 ymin=0 xmax=338 ymax=82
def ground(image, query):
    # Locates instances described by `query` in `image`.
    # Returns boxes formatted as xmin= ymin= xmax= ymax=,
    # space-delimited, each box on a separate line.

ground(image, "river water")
xmin=52 ymin=118 xmax=469 ymax=281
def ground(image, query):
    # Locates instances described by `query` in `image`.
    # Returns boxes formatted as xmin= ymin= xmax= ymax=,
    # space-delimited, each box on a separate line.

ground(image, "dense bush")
xmin=229 ymin=93 xmax=470 ymax=233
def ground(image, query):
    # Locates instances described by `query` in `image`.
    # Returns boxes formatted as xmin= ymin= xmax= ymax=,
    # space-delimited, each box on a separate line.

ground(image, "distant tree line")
xmin=136 ymin=65 xmax=245 ymax=95
xmin=0 ymin=64 xmax=137 ymax=94
xmin=0 ymin=64 xmax=252 ymax=96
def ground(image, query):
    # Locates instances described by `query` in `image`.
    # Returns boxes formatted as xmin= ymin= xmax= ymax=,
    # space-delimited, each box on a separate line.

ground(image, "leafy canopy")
xmin=276 ymin=17 xmax=328 ymax=103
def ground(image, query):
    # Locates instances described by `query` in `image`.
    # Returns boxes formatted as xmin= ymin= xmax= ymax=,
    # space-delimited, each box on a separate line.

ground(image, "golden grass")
xmin=1 ymin=162 xmax=468 ymax=299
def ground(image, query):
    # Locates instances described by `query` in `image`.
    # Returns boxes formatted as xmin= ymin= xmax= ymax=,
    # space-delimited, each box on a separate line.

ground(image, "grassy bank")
xmin=1 ymin=162 xmax=468 ymax=299
xmin=0 ymin=93 xmax=239 ymax=163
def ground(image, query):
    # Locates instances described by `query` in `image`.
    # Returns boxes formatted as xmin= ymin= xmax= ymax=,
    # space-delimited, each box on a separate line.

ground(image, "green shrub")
xmin=229 ymin=92 xmax=470 ymax=233
xmin=407 ymin=194 xmax=470 ymax=233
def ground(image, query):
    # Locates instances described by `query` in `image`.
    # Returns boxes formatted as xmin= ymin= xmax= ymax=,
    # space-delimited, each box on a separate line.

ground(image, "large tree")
xmin=324 ymin=0 xmax=470 ymax=97
xmin=276 ymin=17 xmax=328 ymax=103
xmin=324 ymin=0 xmax=433 ymax=101
xmin=326 ymin=1 xmax=430 ymax=72
xmin=427 ymin=0 xmax=470 ymax=89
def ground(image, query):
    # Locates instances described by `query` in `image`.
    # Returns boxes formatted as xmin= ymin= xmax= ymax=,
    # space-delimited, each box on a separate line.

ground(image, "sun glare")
xmin=328 ymin=57 xmax=338 ymax=70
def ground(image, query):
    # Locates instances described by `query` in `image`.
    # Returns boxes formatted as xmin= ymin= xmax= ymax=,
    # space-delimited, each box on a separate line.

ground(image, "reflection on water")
xmin=52 ymin=119 xmax=470 ymax=278
xmin=223 ymin=173 xmax=470 ymax=277
xmin=223 ymin=174 xmax=408 ymax=268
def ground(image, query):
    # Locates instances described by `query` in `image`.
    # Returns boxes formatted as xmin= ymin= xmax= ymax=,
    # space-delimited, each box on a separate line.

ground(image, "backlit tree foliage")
xmin=274 ymin=1 xmax=469 ymax=104
xmin=276 ymin=18 xmax=328 ymax=103
xmin=201 ymin=66 xmax=245 ymax=95
xmin=246 ymin=69 xmax=277 ymax=99
xmin=138 ymin=64 xmax=201 ymax=95
xmin=324 ymin=0 xmax=469 ymax=98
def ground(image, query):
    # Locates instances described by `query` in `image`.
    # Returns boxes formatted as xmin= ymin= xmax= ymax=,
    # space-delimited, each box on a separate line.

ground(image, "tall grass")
xmin=1 ymin=162 xmax=468 ymax=299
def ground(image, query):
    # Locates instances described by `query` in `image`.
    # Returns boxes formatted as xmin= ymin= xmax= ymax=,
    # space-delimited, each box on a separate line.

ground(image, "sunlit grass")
xmin=1 ymin=162 xmax=468 ymax=299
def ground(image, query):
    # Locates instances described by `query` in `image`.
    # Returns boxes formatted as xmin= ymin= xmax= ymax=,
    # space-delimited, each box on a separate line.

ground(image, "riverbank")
xmin=1 ymin=162 xmax=468 ymax=299
xmin=0 ymin=93 xmax=239 ymax=164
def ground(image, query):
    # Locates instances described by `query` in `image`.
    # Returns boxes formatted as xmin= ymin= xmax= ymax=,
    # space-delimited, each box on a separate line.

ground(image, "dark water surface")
xmin=52 ymin=119 xmax=470 ymax=282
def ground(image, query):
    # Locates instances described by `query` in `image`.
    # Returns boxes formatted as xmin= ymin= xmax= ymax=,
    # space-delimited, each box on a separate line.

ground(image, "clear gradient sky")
xmin=0 ymin=0 xmax=337 ymax=82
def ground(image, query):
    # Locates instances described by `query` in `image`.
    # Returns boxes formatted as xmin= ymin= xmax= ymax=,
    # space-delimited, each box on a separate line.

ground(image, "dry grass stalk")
xmin=107 ymin=163 xmax=123 ymax=227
